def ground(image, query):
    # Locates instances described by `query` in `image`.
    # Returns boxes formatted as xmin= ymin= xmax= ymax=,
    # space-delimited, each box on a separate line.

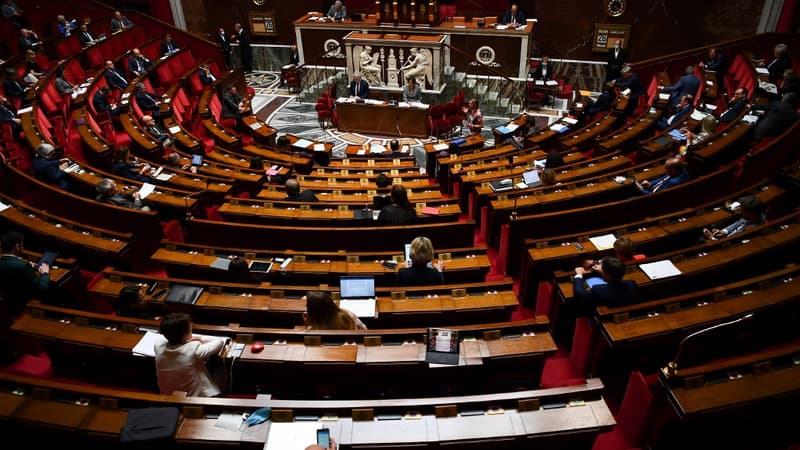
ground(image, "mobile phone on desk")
xmin=317 ymin=428 xmax=330 ymax=448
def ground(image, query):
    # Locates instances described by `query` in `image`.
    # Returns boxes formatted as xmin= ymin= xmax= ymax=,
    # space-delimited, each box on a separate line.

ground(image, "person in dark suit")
xmin=349 ymin=72 xmax=369 ymax=99
xmin=702 ymin=195 xmax=765 ymax=242
xmin=1 ymin=0 xmax=24 ymax=30
xmin=110 ymin=10 xmax=133 ymax=33
xmin=77 ymin=23 xmax=96 ymax=47
xmin=717 ymin=87 xmax=748 ymax=123
xmin=0 ymin=231 xmax=50 ymax=318
xmin=326 ymin=0 xmax=348 ymax=20
xmin=753 ymin=92 xmax=799 ymax=141
xmin=216 ymin=28 xmax=231 ymax=69
xmin=17 ymin=28 xmax=39 ymax=52
xmin=111 ymin=146 xmax=152 ymax=183
xmin=288 ymin=42 xmax=300 ymax=66
xmin=92 ymin=86 xmax=123 ymax=116
xmin=284 ymin=178 xmax=318 ymax=202
xmin=221 ymin=84 xmax=248 ymax=126
xmin=763 ymin=43 xmax=791 ymax=84
xmin=372 ymin=173 xmax=392 ymax=210
xmin=3 ymin=68 xmax=28 ymax=104
xmin=655 ymin=94 xmax=693 ymax=131
xmin=585 ymin=81 xmax=617 ymax=117
xmin=699 ymin=47 xmax=726 ymax=86
xmin=198 ymin=64 xmax=216 ymax=86
xmin=636 ymin=157 xmax=690 ymax=194
xmin=142 ymin=114 xmax=172 ymax=146
xmin=95 ymin=178 xmax=145 ymax=209
xmin=134 ymin=82 xmax=161 ymax=120
xmin=127 ymin=48 xmax=152 ymax=79
xmin=0 ymin=95 xmax=21 ymax=136
xmin=233 ymin=22 xmax=252 ymax=72
xmin=104 ymin=60 xmax=129 ymax=90
xmin=159 ymin=33 xmax=179 ymax=56
xmin=378 ymin=185 xmax=417 ymax=225
xmin=661 ymin=65 xmax=701 ymax=109
xmin=779 ymin=69 xmax=800 ymax=98
xmin=606 ymin=40 xmax=627 ymax=82
xmin=573 ymin=256 xmax=638 ymax=310
xmin=613 ymin=65 xmax=646 ymax=109
xmin=31 ymin=143 xmax=75 ymax=192
xmin=396 ymin=236 xmax=445 ymax=286
xmin=531 ymin=56 xmax=553 ymax=81
xmin=500 ymin=3 xmax=526 ymax=28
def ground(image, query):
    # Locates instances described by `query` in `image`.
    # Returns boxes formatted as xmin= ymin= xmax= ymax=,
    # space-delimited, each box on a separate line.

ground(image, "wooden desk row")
xmin=0 ymin=370 xmax=612 ymax=449
xmin=89 ymin=268 xmax=514 ymax=328
xmin=256 ymin=186 xmax=447 ymax=204
xmin=518 ymin=182 xmax=786 ymax=295
xmin=10 ymin=306 xmax=555 ymax=397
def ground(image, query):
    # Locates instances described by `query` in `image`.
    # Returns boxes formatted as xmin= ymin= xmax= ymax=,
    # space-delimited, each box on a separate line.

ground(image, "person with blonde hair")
xmin=540 ymin=168 xmax=557 ymax=186
xmin=682 ymin=114 xmax=717 ymax=150
xmin=397 ymin=236 xmax=445 ymax=286
xmin=303 ymin=290 xmax=366 ymax=330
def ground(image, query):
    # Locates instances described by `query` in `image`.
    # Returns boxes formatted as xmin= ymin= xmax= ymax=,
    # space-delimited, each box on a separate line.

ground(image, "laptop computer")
xmin=522 ymin=169 xmax=541 ymax=188
xmin=425 ymin=328 xmax=460 ymax=365
xmin=404 ymin=243 xmax=412 ymax=264
xmin=339 ymin=275 xmax=377 ymax=317
xmin=164 ymin=284 xmax=203 ymax=305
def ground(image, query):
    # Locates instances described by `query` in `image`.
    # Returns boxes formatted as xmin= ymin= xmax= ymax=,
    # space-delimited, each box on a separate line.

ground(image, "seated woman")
xmin=377 ymin=184 xmax=417 ymax=225
xmin=397 ymin=236 xmax=445 ymax=286
xmin=227 ymin=256 xmax=259 ymax=284
xmin=303 ymin=290 xmax=367 ymax=330
xmin=117 ymin=284 xmax=152 ymax=318
xmin=680 ymin=114 xmax=717 ymax=154
xmin=402 ymin=77 xmax=422 ymax=102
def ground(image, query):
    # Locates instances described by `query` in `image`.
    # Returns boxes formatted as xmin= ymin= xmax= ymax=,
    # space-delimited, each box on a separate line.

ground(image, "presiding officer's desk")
xmin=336 ymin=98 xmax=431 ymax=138
xmin=0 ymin=370 xmax=612 ymax=449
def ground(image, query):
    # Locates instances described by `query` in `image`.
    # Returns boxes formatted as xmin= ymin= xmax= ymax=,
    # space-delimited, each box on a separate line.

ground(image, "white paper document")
xmin=545 ymin=80 xmax=559 ymax=86
xmin=755 ymin=67 xmax=769 ymax=74
xmin=155 ymin=173 xmax=174 ymax=181
xmin=264 ymin=422 xmax=322 ymax=450
xmin=0 ymin=201 xmax=10 ymax=212
xmin=215 ymin=413 xmax=245 ymax=431
xmin=340 ymin=299 xmax=377 ymax=318
xmin=588 ymin=234 xmax=617 ymax=251
xmin=293 ymin=138 xmax=313 ymax=148
xmin=168 ymin=125 xmax=181 ymax=134
xmin=248 ymin=121 xmax=263 ymax=130
xmin=313 ymin=143 xmax=326 ymax=152
xmin=433 ymin=143 xmax=450 ymax=151
xmin=138 ymin=183 xmax=156 ymax=199
xmin=562 ymin=117 xmax=578 ymax=125
xmin=639 ymin=260 xmax=682 ymax=280
xmin=132 ymin=331 xmax=166 ymax=357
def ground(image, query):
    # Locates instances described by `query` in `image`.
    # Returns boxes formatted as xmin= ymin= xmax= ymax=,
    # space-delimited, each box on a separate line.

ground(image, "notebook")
xmin=339 ymin=275 xmax=377 ymax=317
xmin=425 ymin=328 xmax=460 ymax=365
xmin=489 ymin=179 xmax=514 ymax=192
xmin=522 ymin=169 xmax=541 ymax=188
xmin=164 ymin=284 xmax=203 ymax=304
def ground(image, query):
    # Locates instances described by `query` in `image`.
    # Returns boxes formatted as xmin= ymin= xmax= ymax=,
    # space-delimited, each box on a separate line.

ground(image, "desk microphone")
xmin=396 ymin=114 xmax=402 ymax=136
xmin=184 ymin=179 xmax=210 ymax=221
xmin=661 ymin=312 xmax=754 ymax=378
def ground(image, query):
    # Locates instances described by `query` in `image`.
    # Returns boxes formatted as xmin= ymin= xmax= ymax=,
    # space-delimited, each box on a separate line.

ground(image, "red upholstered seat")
xmin=540 ymin=318 xmax=595 ymax=388
xmin=1 ymin=351 xmax=54 ymax=378
xmin=592 ymin=371 xmax=654 ymax=450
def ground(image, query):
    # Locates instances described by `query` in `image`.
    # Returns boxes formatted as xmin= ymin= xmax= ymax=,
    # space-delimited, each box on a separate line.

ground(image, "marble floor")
xmin=245 ymin=71 xmax=567 ymax=163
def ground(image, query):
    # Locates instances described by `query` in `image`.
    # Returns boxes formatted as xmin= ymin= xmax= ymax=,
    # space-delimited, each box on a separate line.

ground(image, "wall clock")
xmin=253 ymin=0 xmax=265 ymax=5
xmin=605 ymin=0 xmax=626 ymax=17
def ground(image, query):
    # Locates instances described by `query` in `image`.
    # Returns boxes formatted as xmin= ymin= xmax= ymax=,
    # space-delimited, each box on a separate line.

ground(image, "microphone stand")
xmin=662 ymin=312 xmax=754 ymax=378
xmin=509 ymin=157 xmax=519 ymax=221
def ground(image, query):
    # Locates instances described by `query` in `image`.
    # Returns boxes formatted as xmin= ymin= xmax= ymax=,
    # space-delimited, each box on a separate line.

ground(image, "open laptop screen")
xmin=340 ymin=276 xmax=375 ymax=299
xmin=523 ymin=169 xmax=541 ymax=187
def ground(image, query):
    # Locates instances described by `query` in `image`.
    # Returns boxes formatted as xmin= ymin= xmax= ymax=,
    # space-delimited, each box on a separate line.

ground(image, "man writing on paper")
xmin=573 ymin=256 xmax=638 ymax=310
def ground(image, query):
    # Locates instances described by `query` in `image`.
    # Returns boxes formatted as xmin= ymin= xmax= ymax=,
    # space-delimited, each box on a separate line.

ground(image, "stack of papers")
xmin=658 ymin=93 xmax=670 ymax=100
xmin=248 ymin=121 xmax=262 ymax=130
xmin=562 ymin=117 xmax=578 ymax=125
xmin=313 ymin=143 xmax=326 ymax=152
xmin=742 ymin=114 xmax=759 ymax=125
xmin=588 ymin=234 xmax=617 ymax=251
xmin=639 ymin=260 xmax=682 ymax=280
xmin=549 ymin=123 xmax=569 ymax=133
xmin=370 ymin=144 xmax=387 ymax=154
xmin=155 ymin=173 xmax=174 ymax=181
xmin=340 ymin=299 xmax=377 ymax=317
xmin=758 ymin=80 xmax=777 ymax=94
xmin=755 ymin=67 xmax=769 ymax=74
xmin=668 ymin=129 xmax=687 ymax=141
xmin=168 ymin=125 xmax=181 ymax=134
xmin=433 ymin=143 xmax=450 ymax=151
xmin=496 ymin=123 xmax=519 ymax=134
xmin=545 ymin=80 xmax=559 ymax=86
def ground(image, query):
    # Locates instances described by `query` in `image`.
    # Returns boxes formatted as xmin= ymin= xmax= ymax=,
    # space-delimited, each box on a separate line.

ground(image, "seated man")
xmin=372 ymin=173 xmax=392 ymax=210
xmin=77 ymin=23 xmax=96 ymax=47
xmin=142 ymin=114 xmax=172 ymax=147
xmin=95 ymin=178 xmax=146 ymax=210
xmin=326 ymin=0 xmax=347 ymax=20
xmin=104 ymin=60 xmax=129 ymax=90
xmin=531 ymin=56 xmax=553 ymax=81
xmin=753 ymin=92 xmax=799 ymax=141
xmin=348 ymin=72 xmax=369 ymax=99
xmin=585 ymin=81 xmax=617 ymax=118
xmin=31 ymin=143 xmax=75 ymax=192
xmin=0 ymin=230 xmax=50 ymax=318
xmin=134 ymin=82 xmax=162 ymax=120
xmin=284 ymin=178 xmax=318 ymax=202
xmin=92 ymin=86 xmax=124 ymax=117
xmin=160 ymin=33 xmax=179 ymax=56
xmin=0 ymin=95 xmax=21 ymax=137
xmin=702 ymin=195 xmax=765 ymax=242
xmin=762 ymin=43 xmax=791 ymax=84
xmin=56 ymin=14 xmax=78 ymax=36
xmin=3 ymin=68 xmax=29 ymax=104
xmin=198 ymin=64 xmax=216 ymax=86
xmin=127 ymin=48 xmax=152 ymax=79
xmin=717 ymin=87 xmax=748 ymax=123
xmin=699 ymin=47 xmax=726 ymax=86
xmin=166 ymin=152 xmax=197 ymax=174
xmin=655 ymin=94 xmax=693 ymax=131
xmin=635 ymin=157 xmax=690 ymax=194
xmin=500 ymin=3 xmax=526 ymax=28
xmin=221 ymin=84 xmax=248 ymax=126
xmin=573 ymin=256 xmax=638 ymax=310
xmin=17 ymin=28 xmax=40 ymax=52
xmin=110 ymin=10 xmax=133 ymax=33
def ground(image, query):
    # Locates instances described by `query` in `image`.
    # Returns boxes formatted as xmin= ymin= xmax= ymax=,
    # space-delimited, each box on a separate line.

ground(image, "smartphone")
xmin=316 ymin=428 xmax=330 ymax=448
xmin=147 ymin=281 xmax=158 ymax=294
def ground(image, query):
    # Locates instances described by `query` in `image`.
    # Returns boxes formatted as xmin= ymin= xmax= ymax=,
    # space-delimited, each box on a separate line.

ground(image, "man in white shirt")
xmin=154 ymin=312 xmax=226 ymax=397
